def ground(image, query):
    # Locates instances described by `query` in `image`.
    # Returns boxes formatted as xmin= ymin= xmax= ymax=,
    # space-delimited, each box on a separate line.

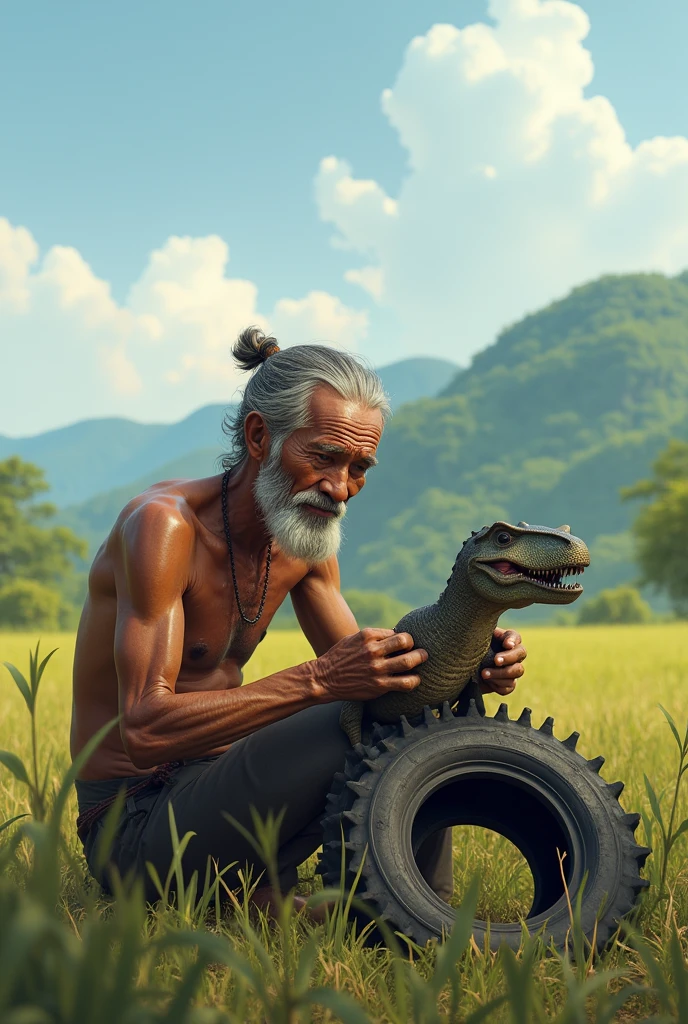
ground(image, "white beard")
xmin=253 ymin=450 xmax=347 ymax=565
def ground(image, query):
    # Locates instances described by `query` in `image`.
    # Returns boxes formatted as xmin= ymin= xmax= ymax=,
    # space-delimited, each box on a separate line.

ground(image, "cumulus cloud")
xmin=272 ymin=291 xmax=369 ymax=349
xmin=315 ymin=0 xmax=688 ymax=360
xmin=0 ymin=222 xmax=368 ymax=435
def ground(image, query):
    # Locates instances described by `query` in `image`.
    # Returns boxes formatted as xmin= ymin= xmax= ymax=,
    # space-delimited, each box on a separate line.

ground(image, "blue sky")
xmin=2 ymin=0 xmax=688 ymax=435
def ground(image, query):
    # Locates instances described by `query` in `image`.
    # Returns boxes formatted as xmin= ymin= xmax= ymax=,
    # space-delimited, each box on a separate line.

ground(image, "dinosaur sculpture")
xmin=339 ymin=521 xmax=590 ymax=745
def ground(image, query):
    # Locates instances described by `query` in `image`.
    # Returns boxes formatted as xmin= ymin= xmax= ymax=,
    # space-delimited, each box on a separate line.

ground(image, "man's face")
xmin=253 ymin=385 xmax=384 ymax=564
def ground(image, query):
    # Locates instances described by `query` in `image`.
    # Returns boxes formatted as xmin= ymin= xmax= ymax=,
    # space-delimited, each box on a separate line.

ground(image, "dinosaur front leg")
xmin=339 ymin=700 xmax=364 ymax=746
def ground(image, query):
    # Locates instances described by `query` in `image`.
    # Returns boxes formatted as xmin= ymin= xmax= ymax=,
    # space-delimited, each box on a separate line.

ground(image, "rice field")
xmin=0 ymin=624 xmax=687 ymax=1021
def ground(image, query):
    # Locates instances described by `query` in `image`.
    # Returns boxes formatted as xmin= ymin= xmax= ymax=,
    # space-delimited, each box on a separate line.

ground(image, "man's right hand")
xmin=312 ymin=628 xmax=428 ymax=703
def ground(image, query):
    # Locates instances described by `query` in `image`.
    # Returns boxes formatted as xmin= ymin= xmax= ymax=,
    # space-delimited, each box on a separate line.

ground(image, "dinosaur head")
xmin=458 ymin=521 xmax=590 ymax=609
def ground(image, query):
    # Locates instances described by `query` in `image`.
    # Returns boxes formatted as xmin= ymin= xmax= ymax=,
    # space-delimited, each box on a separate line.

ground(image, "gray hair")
xmin=220 ymin=327 xmax=391 ymax=469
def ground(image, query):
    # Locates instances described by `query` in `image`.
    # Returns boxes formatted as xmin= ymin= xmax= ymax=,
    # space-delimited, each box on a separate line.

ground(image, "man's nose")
xmin=320 ymin=470 xmax=350 ymax=503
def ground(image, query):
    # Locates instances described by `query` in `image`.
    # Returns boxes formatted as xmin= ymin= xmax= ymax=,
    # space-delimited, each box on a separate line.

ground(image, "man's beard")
xmin=253 ymin=450 xmax=347 ymax=565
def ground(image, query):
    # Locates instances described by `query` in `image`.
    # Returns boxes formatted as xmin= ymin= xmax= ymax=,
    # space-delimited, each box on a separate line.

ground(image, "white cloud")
xmin=272 ymin=291 xmax=368 ymax=349
xmin=0 ymin=221 xmax=368 ymax=435
xmin=0 ymin=219 xmax=39 ymax=312
xmin=5 ymin=0 xmax=687 ymax=435
xmin=315 ymin=0 xmax=688 ymax=361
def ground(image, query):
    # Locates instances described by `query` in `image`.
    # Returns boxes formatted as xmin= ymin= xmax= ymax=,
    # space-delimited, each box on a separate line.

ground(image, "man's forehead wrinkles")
xmin=310 ymin=431 xmax=380 ymax=454
xmin=307 ymin=415 xmax=382 ymax=444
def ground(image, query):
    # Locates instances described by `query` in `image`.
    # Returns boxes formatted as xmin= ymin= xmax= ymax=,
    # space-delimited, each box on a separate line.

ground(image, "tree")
xmin=0 ymin=579 xmax=63 ymax=630
xmin=622 ymin=440 xmax=688 ymax=616
xmin=0 ymin=457 xmax=87 ymax=629
xmin=577 ymin=586 xmax=652 ymax=625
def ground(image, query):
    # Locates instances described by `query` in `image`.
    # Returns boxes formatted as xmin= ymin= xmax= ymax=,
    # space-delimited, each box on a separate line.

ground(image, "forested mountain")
xmin=1 ymin=356 xmax=457 ymax=508
xmin=30 ymin=271 xmax=688 ymax=622
xmin=338 ymin=272 xmax=688 ymax=616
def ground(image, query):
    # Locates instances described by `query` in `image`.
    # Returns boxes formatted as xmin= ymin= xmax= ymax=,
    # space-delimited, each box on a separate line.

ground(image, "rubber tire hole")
xmin=411 ymin=773 xmax=574 ymax=922
xmin=418 ymin=825 xmax=535 ymax=923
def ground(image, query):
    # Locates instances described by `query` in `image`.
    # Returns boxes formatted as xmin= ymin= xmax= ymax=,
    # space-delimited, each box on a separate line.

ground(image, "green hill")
xmin=338 ymin=272 xmax=688 ymax=618
xmin=374 ymin=356 xmax=461 ymax=410
xmin=44 ymin=271 xmax=688 ymax=623
xmin=0 ymin=405 xmax=232 ymax=508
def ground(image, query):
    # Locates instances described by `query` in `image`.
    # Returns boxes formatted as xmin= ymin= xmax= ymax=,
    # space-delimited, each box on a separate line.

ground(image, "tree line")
xmin=0 ymin=440 xmax=686 ymax=630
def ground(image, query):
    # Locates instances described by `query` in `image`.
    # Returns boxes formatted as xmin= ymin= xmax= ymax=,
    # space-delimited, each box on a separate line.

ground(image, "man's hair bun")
xmin=232 ymin=326 xmax=281 ymax=371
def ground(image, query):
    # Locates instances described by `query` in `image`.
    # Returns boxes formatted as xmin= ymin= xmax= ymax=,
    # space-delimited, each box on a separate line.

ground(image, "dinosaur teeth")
xmin=490 ymin=561 xmax=586 ymax=585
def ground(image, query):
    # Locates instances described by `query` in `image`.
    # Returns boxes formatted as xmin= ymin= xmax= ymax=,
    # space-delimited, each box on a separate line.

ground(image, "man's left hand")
xmin=480 ymin=627 xmax=526 ymax=696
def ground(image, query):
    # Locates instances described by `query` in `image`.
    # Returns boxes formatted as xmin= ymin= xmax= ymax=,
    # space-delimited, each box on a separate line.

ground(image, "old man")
xmin=71 ymin=328 xmax=526 ymax=912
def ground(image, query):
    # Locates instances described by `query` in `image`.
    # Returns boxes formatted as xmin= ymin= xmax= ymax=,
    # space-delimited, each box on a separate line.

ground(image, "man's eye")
xmin=315 ymin=453 xmax=331 ymax=464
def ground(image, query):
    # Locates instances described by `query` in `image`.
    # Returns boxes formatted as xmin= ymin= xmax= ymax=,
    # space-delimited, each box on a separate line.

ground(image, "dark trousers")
xmin=76 ymin=701 xmax=454 ymax=902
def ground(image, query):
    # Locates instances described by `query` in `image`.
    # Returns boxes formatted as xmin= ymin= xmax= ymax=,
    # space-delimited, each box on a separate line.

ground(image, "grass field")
xmin=0 ymin=625 xmax=687 ymax=1021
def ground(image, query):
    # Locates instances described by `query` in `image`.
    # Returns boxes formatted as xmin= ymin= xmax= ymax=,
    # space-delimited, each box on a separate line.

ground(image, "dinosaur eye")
xmin=496 ymin=531 xmax=512 ymax=545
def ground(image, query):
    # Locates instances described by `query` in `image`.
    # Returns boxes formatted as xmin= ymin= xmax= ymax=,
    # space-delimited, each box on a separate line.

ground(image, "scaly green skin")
xmin=339 ymin=521 xmax=590 ymax=745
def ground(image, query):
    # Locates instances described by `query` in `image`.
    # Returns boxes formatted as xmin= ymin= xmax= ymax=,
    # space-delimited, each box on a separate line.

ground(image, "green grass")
xmin=1 ymin=625 xmax=687 ymax=1021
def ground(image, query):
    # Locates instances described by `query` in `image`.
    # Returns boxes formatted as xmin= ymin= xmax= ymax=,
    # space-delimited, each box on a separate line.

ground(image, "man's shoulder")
xmin=116 ymin=484 xmax=196 ymax=552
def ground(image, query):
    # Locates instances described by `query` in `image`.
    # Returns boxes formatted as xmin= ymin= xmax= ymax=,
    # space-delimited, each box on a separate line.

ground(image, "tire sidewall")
xmin=356 ymin=718 xmax=626 ymax=949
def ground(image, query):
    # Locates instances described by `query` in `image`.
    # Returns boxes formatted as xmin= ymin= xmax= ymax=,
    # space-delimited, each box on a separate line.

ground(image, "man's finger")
xmin=483 ymin=662 xmax=524 ymax=682
xmin=378 ymin=649 xmax=428 ymax=673
xmin=361 ymin=627 xmax=397 ymax=641
xmin=493 ymin=643 xmax=527 ymax=667
xmin=383 ymin=674 xmax=422 ymax=692
xmin=481 ymin=678 xmax=517 ymax=695
xmin=496 ymin=628 xmax=522 ymax=649
xmin=376 ymin=632 xmax=416 ymax=656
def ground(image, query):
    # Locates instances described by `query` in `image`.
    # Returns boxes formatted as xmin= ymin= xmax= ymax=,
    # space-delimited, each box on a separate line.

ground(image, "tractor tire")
xmin=318 ymin=700 xmax=650 ymax=951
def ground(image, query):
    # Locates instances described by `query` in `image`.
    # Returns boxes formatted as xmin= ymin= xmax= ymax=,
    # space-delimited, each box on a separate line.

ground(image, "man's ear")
xmin=244 ymin=411 xmax=271 ymax=463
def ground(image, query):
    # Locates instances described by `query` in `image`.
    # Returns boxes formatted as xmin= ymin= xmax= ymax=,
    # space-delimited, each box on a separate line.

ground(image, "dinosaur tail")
xmin=339 ymin=700 xmax=364 ymax=746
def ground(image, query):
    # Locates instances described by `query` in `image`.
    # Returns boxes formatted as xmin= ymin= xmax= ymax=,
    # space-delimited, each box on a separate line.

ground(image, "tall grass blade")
xmin=658 ymin=704 xmax=683 ymax=751
xmin=621 ymin=923 xmax=672 ymax=1013
xmin=49 ymin=716 xmax=120 ymax=834
xmin=671 ymin=817 xmax=688 ymax=842
xmin=643 ymin=773 xmax=666 ymax=837
xmin=34 ymin=647 xmax=58 ymax=699
xmin=0 ymin=751 xmax=30 ymax=786
xmin=292 ymin=932 xmax=320 ymax=998
xmin=500 ymin=941 xmax=540 ymax=1024
xmin=0 ymin=813 xmax=29 ymax=835
xmin=2 ymin=661 xmax=33 ymax=714
xmin=668 ymin=923 xmax=688 ymax=1021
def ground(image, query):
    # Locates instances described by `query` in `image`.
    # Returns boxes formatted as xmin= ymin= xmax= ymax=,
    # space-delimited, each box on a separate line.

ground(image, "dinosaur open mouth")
xmin=481 ymin=560 xmax=586 ymax=591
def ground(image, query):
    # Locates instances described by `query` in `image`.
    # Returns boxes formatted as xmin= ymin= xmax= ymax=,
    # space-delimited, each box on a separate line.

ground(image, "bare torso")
xmin=69 ymin=391 xmax=485 ymax=784
xmin=70 ymin=474 xmax=310 ymax=780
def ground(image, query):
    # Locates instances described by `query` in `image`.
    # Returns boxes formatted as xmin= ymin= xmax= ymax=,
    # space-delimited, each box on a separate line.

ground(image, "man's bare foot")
xmin=249 ymin=884 xmax=333 ymax=925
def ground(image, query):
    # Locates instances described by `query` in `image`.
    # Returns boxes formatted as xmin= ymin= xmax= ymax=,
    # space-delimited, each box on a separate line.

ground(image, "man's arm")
xmin=289 ymin=554 xmax=359 ymax=656
xmin=114 ymin=501 xmax=325 ymax=769
xmin=114 ymin=505 xmax=427 ymax=769
xmin=290 ymin=556 xmax=527 ymax=694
